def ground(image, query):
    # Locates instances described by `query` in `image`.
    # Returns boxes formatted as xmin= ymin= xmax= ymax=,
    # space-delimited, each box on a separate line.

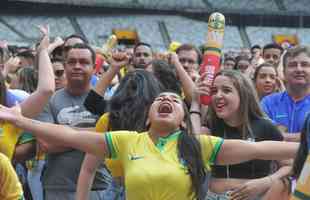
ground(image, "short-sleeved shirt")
xmin=211 ymin=118 xmax=283 ymax=179
xmin=261 ymin=91 xmax=310 ymax=133
xmin=105 ymin=130 xmax=223 ymax=200
xmin=95 ymin=113 xmax=123 ymax=177
xmin=6 ymin=89 xmax=29 ymax=107
xmin=0 ymin=153 xmax=23 ymax=200
xmin=1 ymin=90 xmax=34 ymax=160
xmin=0 ymin=122 xmax=23 ymax=160
xmin=39 ymin=89 xmax=111 ymax=192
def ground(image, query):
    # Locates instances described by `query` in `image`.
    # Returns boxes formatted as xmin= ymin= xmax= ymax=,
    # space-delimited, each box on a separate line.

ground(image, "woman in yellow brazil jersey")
xmin=0 ymin=28 xmax=54 ymax=161
xmin=0 ymin=92 xmax=298 ymax=200
xmin=0 ymin=152 xmax=24 ymax=200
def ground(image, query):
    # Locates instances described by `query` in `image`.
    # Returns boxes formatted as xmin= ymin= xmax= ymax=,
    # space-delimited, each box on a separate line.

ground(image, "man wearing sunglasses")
xmin=51 ymin=58 xmax=66 ymax=90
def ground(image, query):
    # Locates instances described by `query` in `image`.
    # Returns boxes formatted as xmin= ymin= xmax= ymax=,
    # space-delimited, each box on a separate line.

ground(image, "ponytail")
xmin=177 ymin=103 xmax=207 ymax=200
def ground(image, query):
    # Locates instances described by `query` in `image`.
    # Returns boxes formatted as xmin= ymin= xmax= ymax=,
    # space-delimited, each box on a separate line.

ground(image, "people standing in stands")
xmin=0 ymin=152 xmax=24 ymax=200
xmin=253 ymin=63 xmax=282 ymax=100
xmin=27 ymin=58 xmax=67 ymax=200
xmin=234 ymin=55 xmax=252 ymax=78
xmin=176 ymin=44 xmax=201 ymax=82
xmin=77 ymin=69 xmax=164 ymax=200
xmin=0 ymin=91 xmax=298 ymax=200
xmin=222 ymin=56 xmax=236 ymax=70
xmin=262 ymin=114 xmax=310 ymax=200
xmin=132 ymin=42 xmax=153 ymax=71
xmin=250 ymin=44 xmax=264 ymax=70
xmin=261 ymin=45 xmax=310 ymax=142
xmin=36 ymin=43 xmax=111 ymax=200
xmin=262 ymin=43 xmax=284 ymax=68
xmin=0 ymin=27 xmax=55 ymax=200
xmin=51 ymin=58 xmax=67 ymax=90
xmin=200 ymin=70 xmax=290 ymax=200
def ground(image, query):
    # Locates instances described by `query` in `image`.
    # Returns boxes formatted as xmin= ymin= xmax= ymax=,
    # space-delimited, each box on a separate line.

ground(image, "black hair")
xmin=133 ymin=42 xmax=153 ymax=54
xmin=16 ymin=50 xmax=35 ymax=59
xmin=0 ymin=72 xmax=7 ymax=106
xmin=17 ymin=67 xmax=38 ymax=93
xmin=224 ymin=56 xmax=235 ymax=63
xmin=51 ymin=57 xmax=64 ymax=64
xmin=234 ymin=55 xmax=250 ymax=70
xmin=64 ymin=34 xmax=89 ymax=45
xmin=109 ymin=69 xmax=163 ymax=131
xmin=253 ymin=62 xmax=277 ymax=81
xmin=251 ymin=45 xmax=261 ymax=52
xmin=176 ymin=43 xmax=202 ymax=65
xmin=0 ymin=48 xmax=3 ymax=59
xmin=292 ymin=114 xmax=310 ymax=180
xmin=263 ymin=43 xmax=284 ymax=55
xmin=178 ymin=100 xmax=207 ymax=200
xmin=151 ymin=59 xmax=182 ymax=96
xmin=65 ymin=43 xmax=96 ymax=65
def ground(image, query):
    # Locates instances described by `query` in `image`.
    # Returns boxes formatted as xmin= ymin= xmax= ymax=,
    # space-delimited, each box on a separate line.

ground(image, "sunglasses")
xmin=54 ymin=69 xmax=65 ymax=77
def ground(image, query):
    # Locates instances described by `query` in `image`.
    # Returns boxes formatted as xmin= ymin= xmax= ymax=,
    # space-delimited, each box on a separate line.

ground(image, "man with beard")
xmin=132 ymin=42 xmax=153 ymax=71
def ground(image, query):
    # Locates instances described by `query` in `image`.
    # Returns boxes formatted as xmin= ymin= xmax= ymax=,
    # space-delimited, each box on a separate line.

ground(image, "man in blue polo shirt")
xmin=261 ymin=45 xmax=310 ymax=142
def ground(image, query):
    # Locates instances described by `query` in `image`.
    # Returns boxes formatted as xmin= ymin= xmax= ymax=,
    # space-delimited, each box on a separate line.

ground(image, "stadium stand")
xmin=0 ymin=21 xmax=23 ymax=44
xmin=246 ymin=26 xmax=310 ymax=47
xmin=1 ymin=15 xmax=75 ymax=41
xmin=210 ymin=0 xmax=279 ymax=12
xmin=282 ymin=0 xmax=309 ymax=12
xmin=77 ymin=15 xmax=166 ymax=51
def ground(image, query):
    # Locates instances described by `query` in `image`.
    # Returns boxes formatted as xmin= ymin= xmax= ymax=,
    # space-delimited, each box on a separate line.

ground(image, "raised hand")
xmin=0 ymin=40 xmax=8 ymax=49
xmin=37 ymin=24 xmax=50 ymax=52
xmin=193 ymin=72 xmax=212 ymax=103
xmin=108 ymin=51 xmax=129 ymax=71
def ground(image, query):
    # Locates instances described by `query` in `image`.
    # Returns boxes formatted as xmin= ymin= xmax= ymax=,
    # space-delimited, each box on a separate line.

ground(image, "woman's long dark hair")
xmin=152 ymin=59 xmax=182 ymax=95
xmin=109 ymin=70 xmax=163 ymax=131
xmin=0 ymin=72 xmax=7 ymax=106
xmin=17 ymin=67 xmax=38 ymax=93
xmin=178 ymin=101 xmax=206 ymax=200
xmin=292 ymin=115 xmax=310 ymax=180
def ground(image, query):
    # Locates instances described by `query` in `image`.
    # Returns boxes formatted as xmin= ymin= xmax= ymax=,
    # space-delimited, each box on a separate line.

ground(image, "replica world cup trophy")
xmin=200 ymin=12 xmax=225 ymax=105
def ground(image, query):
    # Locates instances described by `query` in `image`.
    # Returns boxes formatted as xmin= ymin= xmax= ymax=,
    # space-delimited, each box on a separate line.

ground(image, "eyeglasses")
xmin=54 ymin=69 xmax=65 ymax=77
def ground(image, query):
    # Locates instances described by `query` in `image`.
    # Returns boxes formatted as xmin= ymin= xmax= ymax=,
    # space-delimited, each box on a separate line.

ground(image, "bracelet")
xmin=190 ymin=110 xmax=201 ymax=116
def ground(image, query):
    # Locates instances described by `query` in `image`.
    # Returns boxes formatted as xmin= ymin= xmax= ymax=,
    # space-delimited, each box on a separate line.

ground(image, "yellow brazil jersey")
xmin=96 ymin=113 xmax=124 ymax=177
xmin=104 ymin=130 xmax=223 ymax=200
xmin=0 ymin=122 xmax=23 ymax=160
xmin=0 ymin=153 xmax=24 ymax=200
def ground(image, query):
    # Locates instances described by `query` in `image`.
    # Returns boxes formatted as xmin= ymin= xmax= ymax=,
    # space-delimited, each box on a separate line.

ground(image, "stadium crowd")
xmin=0 ymin=22 xmax=309 ymax=200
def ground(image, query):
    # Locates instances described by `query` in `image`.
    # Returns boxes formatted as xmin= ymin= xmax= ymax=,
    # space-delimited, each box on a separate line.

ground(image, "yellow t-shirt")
xmin=105 ymin=130 xmax=223 ymax=200
xmin=0 ymin=122 xmax=23 ymax=160
xmin=0 ymin=153 xmax=23 ymax=200
xmin=96 ymin=113 xmax=124 ymax=177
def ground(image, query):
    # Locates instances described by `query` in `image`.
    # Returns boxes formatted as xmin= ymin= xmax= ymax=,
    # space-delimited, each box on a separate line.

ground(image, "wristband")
xmin=190 ymin=110 xmax=201 ymax=116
